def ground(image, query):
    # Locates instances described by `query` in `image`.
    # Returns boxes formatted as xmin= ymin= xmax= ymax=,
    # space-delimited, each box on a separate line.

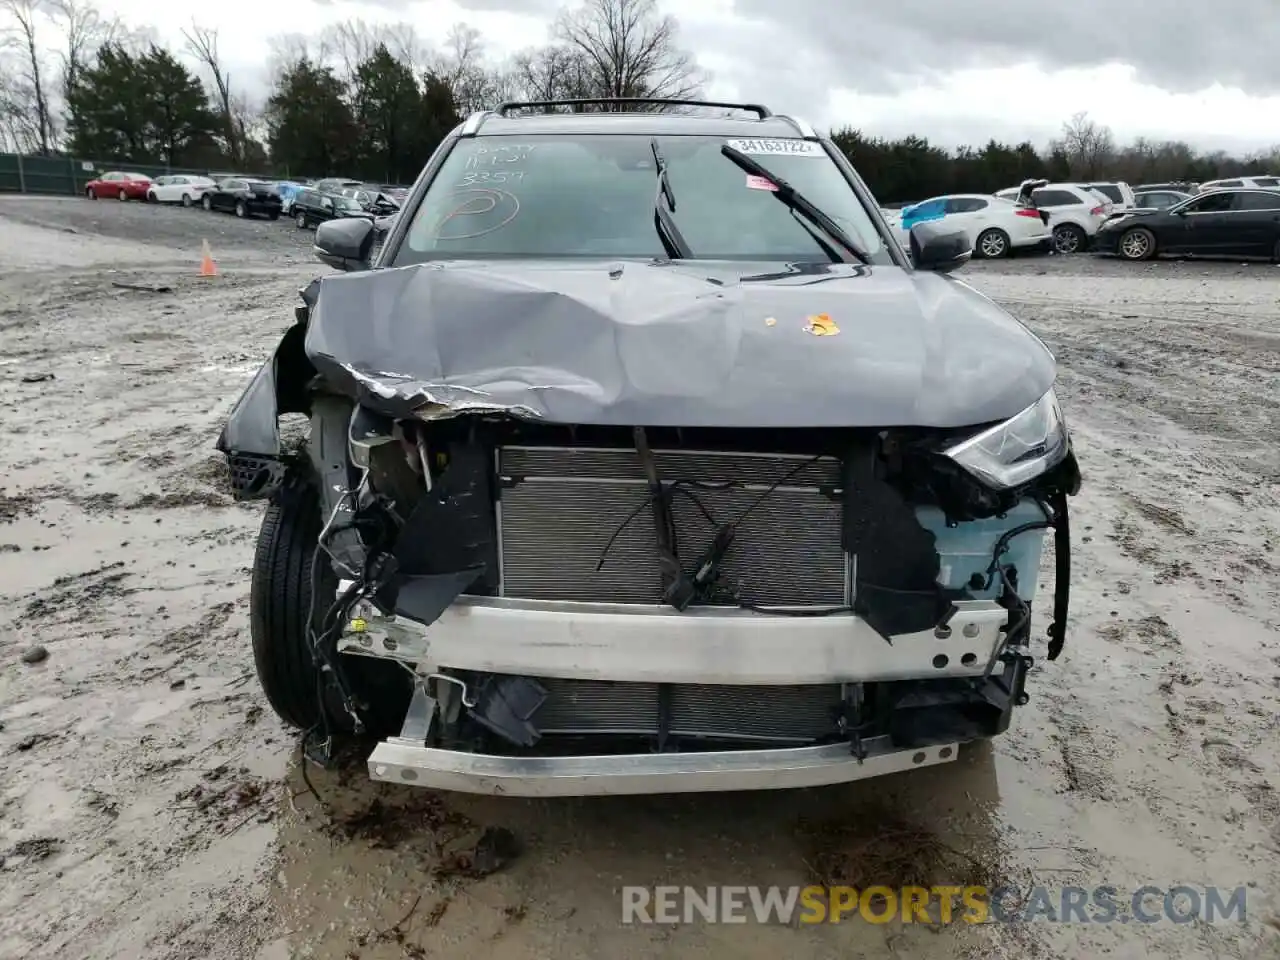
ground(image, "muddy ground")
xmin=1 ymin=196 xmax=1278 ymax=960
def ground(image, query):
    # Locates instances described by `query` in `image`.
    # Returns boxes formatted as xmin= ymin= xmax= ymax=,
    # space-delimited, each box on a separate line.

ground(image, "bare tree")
xmin=0 ymin=62 xmax=43 ymax=151
xmin=230 ymin=91 xmax=261 ymax=153
xmin=47 ymin=0 xmax=118 ymax=101
xmin=383 ymin=22 xmax=430 ymax=75
xmin=265 ymin=31 xmax=324 ymax=84
xmin=430 ymin=23 xmax=504 ymax=113
xmin=182 ymin=22 xmax=239 ymax=162
xmin=319 ymin=18 xmax=389 ymax=81
xmin=1057 ymin=111 xmax=1115 ymax=179
xmin=553 ymin=0 xmax=705 ymax=107
xmin=0 ymin=0 xmax=54 ymax=151
xmin=509 ymin=45 xmax=594 ymax=104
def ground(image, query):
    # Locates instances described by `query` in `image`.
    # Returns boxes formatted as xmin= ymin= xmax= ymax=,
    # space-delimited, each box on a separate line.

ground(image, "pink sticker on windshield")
xmin=746 ymin=174 xmax=778 ymax=191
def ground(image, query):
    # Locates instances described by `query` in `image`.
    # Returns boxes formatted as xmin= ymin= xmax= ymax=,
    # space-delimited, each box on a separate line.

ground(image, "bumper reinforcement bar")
xmin=366 ymin=740 xmax=960 ymax=796
xmin=338 ymin=595 xmax=1011 ymax=685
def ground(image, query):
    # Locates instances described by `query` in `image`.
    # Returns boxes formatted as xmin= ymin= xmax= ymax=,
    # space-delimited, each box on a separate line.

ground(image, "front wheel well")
xmin=274 ymin=322 xmax=317 ymax=417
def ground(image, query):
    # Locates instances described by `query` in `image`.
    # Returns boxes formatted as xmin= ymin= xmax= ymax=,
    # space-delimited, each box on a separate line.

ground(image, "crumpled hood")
xmin=303 ymin=258 xmax=1056 ymax=429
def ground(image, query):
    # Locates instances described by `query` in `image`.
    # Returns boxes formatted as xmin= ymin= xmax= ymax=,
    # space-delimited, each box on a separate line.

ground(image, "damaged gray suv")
xmin=218 ymin=97 xmax=1081 ymax=796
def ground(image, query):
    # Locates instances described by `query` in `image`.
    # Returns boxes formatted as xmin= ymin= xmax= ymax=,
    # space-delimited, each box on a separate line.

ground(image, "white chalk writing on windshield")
xmin=457 ymin=171 xmax=526 ymax=186
xmin=465 ymin=144 xmax=537 ymax=168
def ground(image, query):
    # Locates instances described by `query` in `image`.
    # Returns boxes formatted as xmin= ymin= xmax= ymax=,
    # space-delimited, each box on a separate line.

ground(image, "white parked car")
xmin=1081 ymin=181 xmax=1137 ymax=212
xmin=147 ymin=174 xmax=218 ymax=206
xmin=1198 ymin=175 xmax=1280 ymax=192
xmin=995 ymin=181 xmax=1113 ymax=254
xmin=896 ymin=194 xmax=1052 ymax=258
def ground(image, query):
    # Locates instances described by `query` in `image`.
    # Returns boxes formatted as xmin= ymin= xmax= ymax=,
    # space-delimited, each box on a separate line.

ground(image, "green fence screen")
xmin=0 ymin=154 xmax=277 ymax=195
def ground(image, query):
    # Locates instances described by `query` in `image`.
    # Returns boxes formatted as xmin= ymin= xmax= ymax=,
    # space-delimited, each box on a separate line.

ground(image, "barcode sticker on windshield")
xmin=725 ymin=138 xmax=823 ymax=157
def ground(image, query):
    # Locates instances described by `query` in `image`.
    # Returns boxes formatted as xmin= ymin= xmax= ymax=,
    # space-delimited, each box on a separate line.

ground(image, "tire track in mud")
xmin=971 ymin=271 xmax=1280 ymax=957
xmin=0 ymin=243 xmax=318 ymax=960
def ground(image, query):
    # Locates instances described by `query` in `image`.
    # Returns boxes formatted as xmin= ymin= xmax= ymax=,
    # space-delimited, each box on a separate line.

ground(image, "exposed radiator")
xmin=496 ymin=446 xmax=849 ymax=606
xmin=532 ymin=677 xmax=844 ymax=744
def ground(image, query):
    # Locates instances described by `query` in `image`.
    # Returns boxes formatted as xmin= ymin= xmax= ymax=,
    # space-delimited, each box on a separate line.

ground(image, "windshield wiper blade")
xmin=651 ymin=137 xmax=692 ymax=259
xmin=719 ymin=143 xmax=871 ymax=265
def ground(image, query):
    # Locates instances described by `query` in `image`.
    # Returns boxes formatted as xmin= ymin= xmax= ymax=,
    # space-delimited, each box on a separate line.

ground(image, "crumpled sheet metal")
xmin=302 ymin=258 xmax=1056 ymax=429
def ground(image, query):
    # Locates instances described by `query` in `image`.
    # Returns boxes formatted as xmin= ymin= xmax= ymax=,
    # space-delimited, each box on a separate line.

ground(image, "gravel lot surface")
xmin=1 ymin=196 xmax=1279 ymax=960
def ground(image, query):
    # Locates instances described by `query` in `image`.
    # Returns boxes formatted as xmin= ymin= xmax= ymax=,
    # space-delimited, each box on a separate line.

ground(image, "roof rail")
xmin=775 ymin=114 xmax=816 ymax=137
xmin=460 ymin=110 xmax=495 ymax=136
xmin=495 ymin=97 xmax=773 ymax=118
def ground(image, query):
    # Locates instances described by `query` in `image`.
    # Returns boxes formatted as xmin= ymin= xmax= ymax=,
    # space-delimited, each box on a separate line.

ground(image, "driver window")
xmin=1188 ymin=193 xmax=1234 ymax=213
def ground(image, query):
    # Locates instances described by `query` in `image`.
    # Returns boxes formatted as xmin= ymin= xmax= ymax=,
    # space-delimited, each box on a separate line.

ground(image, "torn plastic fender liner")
xmin=842 ymin=442 xmax=973 ymax=637
xmin=393 ymin=568 xmax=486 ymax=627
xmin=218 ymin=323 xmax=316 ymax=459
xmin=365 ymin=439 xmax=500 ymax=626
xmin=1046 ymin=488 xmax=1071 ymax=661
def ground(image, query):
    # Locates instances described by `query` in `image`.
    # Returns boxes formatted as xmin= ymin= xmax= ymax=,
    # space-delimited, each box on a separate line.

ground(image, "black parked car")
xmin=315 ymin=177 xmax=364 ymax=194
xmin=1094 ymin=188 xmax=1280 ymax=261
xmin=337 ymin=186 xmax=401 ymax=216
xmin=203 ymin=178 xmax=283 ymax=219
xmin=293 ymin=188 xmax=374 ymax=229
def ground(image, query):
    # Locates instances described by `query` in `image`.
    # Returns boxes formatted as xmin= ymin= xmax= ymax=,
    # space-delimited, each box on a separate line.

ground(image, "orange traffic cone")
xmin=199 ymin=239 xmax=217 ymax=277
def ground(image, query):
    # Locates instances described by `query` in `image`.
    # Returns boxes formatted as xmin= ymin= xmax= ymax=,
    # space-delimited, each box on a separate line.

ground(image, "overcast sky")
xmin=76 ymin=0 xmax=1280 ymax=154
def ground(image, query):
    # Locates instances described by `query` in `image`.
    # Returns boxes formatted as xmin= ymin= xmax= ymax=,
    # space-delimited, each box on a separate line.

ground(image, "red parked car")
xmin=85 ymin=171 xmax=153 ymax=201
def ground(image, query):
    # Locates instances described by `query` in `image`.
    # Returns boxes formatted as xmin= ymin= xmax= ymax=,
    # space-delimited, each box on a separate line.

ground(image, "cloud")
xmin=77 ymin=0 xmax=1280 ymax=151
xmin=454 ymin=0 xmax=562 ymax=12
xmin=730 ymin=0 xmax=1280 ymax=96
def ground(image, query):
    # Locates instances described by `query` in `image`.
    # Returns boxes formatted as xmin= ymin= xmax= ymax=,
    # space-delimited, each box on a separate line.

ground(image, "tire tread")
xmin=250 ymin=476 xmax=326 ymax=729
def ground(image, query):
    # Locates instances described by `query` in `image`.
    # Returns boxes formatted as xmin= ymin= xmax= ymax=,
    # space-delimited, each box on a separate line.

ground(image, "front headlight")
xmin=944 ymin=389 xmax=1069 ymax=489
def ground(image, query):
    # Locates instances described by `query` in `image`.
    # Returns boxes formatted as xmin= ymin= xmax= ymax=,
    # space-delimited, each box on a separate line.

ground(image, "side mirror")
xmin=909 ymin=221 xmax=971 ymax=274
xmin=314 ymin=218 xmax=374 ymax=272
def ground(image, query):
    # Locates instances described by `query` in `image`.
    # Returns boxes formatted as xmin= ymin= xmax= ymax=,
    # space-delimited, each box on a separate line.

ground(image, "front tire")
xmin=235 ymin=200 xmax=246 ymax=218
xmin=202 ymin=194 xmax=213 ymax=211
xmin=1119 ymin=226 xmax=1156 ymax=261
xmin=86 ymin=187 xmax=96 ymax=200
xmin=295 ymin=211 xmax=307 ymax=229
xmin=975 ymin=228 xmax=1010 ymax=259
xmin=250 ymin=471 xmax=408 ymax=735
xmin=118 ymin=189 xmax=128 ymax=202
xmin=1053 ymin=223 xmax=1086 ymax=255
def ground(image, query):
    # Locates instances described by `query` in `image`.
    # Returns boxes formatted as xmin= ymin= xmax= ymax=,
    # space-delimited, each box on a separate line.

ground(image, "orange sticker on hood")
xmin=805 ymin=313 xmax=839 ymax=336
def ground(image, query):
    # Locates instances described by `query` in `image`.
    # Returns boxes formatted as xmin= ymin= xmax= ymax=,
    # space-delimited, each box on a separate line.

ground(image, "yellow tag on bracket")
xmin=805 ymin=313 xmax=839 ymax=336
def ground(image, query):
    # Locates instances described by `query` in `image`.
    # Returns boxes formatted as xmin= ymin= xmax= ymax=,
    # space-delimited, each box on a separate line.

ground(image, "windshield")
xmin=393 ymin=134 xmax=891 ymax=265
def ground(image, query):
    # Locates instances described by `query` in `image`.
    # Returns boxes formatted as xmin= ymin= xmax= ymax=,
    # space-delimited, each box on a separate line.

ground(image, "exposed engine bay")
xmin=284 ymin=396 xmax=1076 ymax=764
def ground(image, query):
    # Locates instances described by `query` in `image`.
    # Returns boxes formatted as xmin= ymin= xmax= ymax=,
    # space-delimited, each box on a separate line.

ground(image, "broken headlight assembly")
xmin=943 ymin=388 xmax=1069 ymax=490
